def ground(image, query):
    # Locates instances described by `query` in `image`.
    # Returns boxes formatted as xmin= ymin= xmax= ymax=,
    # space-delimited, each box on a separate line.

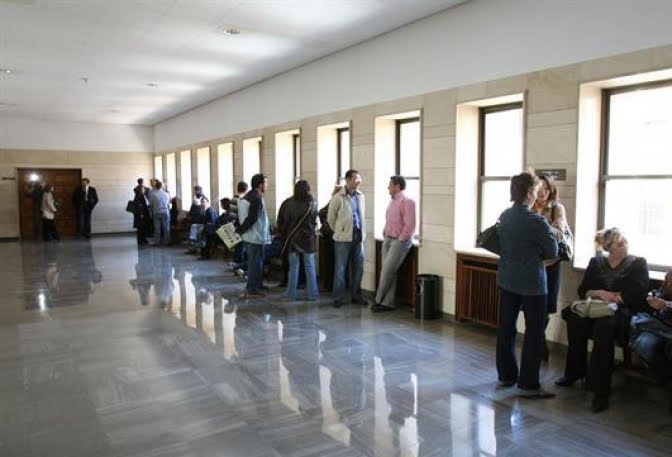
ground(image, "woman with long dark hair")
xmin=533 ymin=173 xmax=572 ymax=360
xmin=281 ymin=180 xmax=319 ymax=301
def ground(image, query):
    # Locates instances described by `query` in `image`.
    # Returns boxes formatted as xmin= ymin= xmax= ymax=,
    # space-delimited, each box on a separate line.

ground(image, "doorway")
xmin=17 ymin=168 xmax=82 ymax=240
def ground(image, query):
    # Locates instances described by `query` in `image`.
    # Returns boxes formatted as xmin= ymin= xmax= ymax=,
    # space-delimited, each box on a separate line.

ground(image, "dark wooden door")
xmin=17 ymin=168 xmax=82 ymax=239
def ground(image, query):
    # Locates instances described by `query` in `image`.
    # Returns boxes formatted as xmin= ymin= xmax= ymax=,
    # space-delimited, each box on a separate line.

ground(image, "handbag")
xmin=125 ymin=200 xmax=136 ymax=213
xmin=477 ymin=223 xmax=500 ymax=255
xmin=570 ymin=297 xmax=616 ymax=319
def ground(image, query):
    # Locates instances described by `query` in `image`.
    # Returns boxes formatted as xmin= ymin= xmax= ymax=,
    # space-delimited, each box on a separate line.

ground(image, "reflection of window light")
xmin=29 ymin=173 xmax=39 ymax=182
xmin=38 ymin=292 xmax=47 ymax=311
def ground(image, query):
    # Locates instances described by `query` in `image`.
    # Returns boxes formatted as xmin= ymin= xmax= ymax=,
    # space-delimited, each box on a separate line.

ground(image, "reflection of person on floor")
xmin=320 ymin=328 xmax=366 ymax=420
xmin=42 ymin=242 xmax=102 ymax=308
xmin=153 ymin=250 xmax=174 ymax=308
xmin=129 ymin=248 xmax=153 ymax=305
xmin=280 ymin=307 xmax=321 ymax=416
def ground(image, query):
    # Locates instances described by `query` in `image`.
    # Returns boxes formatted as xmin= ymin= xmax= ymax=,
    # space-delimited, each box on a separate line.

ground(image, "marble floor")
xmin=1 ymin=236 xmax=671 ymax=457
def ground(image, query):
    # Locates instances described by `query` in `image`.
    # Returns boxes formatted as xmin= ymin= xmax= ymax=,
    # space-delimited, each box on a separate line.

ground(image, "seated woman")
xmin=557 ymin=228 xmax=649 ymax=413
xmin=630 ymin=270 xmax=672 ymax=383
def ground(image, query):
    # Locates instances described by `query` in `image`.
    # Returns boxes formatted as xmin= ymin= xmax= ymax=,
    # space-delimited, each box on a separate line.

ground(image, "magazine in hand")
xmin=216 ymin=222 xmax=242 ymax=249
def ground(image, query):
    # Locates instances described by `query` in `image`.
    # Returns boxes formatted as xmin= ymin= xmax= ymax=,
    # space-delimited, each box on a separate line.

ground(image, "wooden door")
xmin=17 ymin=168 xmax=82 ymax=239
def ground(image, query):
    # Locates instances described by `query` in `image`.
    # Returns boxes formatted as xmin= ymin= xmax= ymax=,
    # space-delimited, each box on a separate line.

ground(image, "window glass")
xmin=154 ymin=156 xmax=163 ymax=182
xmin=483 ymin=108 xmax=523 ymax=177
xmin=180 ymin=150 xmax=192 ymax=204
xmin=197 ymin=147 xmax=210 ymax=200
xmin=338 ymin=128 xmax=350 ymax=179
xmin=166 ymin=153 xmax=176 ymax=195
xmin=397 ymin=119 xmax=421 ymax=238
xmin=217 ymin=143 xmax=234 ymax=202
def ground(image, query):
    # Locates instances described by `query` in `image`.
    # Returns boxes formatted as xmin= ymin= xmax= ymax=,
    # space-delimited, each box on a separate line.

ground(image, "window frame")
xmin=477 ymin=102 xmax=524 ymax=233
xmin=394 ymin=117 xmax=421 ymax=239
xmin=292 ymin=133 xmax=301 ymax=181
xmin=599 ymin=79 xmax=672 ymax=272
xmin=336 ymin=127 xmax=351 ymax=180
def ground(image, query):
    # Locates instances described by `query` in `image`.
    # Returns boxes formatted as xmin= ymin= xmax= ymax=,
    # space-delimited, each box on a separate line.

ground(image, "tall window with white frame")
xmin=337 ymin=127 xmax=350 ymax=181
xmin=478 ymin=103 xmax=524 ymax=232
xmin=395 ymin=118 xmax=421 ymax=239
xmin=243 ymin=138 xmax=262 ymax=185
xmin=180 ymin=149 xmax=192 ymax=205
xmin=601 ymin=81 xmax=672 ymax=270
xmin=166 ymin=153 xmax=176 ymax=195
xmin=292 ymin=133 xmax=301 ymax=181
xmin=217 ymin=143 xmax=234 ymax=203
xmin=154 ymin=156 xmax=163 ymax=182
xmin=196 ymin=146 xmax=211 ymax=200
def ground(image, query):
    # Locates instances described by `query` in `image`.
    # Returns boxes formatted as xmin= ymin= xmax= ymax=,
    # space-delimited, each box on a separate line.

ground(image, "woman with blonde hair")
xmin=557 ymin=228 xmax=649 ymax=412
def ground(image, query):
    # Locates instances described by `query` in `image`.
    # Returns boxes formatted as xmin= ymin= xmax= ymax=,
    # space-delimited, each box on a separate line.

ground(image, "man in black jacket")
xmin=72 ymin=178 xmax=99 ymax=239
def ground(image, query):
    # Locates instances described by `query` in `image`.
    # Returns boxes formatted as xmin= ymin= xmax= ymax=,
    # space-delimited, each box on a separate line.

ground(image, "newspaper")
xmin=216 ymin=222 xmax=242 ymax=249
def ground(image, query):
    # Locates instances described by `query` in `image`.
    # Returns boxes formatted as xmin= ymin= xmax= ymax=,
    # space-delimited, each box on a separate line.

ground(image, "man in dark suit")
xmin=72 ymin=178 xmax=99 ymax=239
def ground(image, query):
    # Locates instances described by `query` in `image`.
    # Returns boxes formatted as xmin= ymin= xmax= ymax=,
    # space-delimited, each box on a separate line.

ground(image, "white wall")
xmin=155 ymin=0 xmax=672 ymax=151
xmin=0 ymin=115 xmax=154 ymax=153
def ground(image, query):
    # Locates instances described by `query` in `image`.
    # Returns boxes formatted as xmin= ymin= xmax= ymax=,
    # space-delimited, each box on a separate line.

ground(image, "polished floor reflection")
xmin=1 ymin=237 xmax=671 ymax=457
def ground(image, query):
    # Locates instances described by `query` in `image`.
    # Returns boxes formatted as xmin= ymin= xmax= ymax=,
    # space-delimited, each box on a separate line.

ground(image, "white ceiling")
xmin=0 ymin=0 xmax=468 ymax=125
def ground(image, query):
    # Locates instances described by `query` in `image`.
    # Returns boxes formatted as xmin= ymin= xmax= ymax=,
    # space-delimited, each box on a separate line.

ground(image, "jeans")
xmin=545 ymin=262 xmax=561 ymax=314
xmin=153 ymin=212 xmax=170 ymax=245
xmin=333 ymin=237 xmax=364 ymax=304
xmin=496 ymin=288 xmax=547 ymax=390
xmin=245 ymin=242 xmax=265 ymax=294
xmin=375 ymin=237 xmax=413 ymax=308
xmin=287 ymin=248 xmax=319 ymax=301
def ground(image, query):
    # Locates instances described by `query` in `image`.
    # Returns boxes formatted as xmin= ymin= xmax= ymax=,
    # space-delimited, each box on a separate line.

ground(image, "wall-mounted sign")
xmin=536 ymin=168 xmax=566 ymax=181
xmin=1 ymin=176 xmax=16 ymax=181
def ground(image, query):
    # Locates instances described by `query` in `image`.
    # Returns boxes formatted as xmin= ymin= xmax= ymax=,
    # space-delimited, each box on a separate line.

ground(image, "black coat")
xmin=282 ymin=198 xmax=318 ymax=253
xmin=72 ymin=186 xmax=99 ymax=213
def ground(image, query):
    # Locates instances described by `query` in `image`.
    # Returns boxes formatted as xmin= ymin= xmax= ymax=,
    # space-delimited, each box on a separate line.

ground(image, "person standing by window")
xmin=150 ymin=181 xmax=171 ymax=246
xmin=496 ymin=172 xmax=558 ymax=398
xmin=236 ymin=174 xmax=270 ymax=298
xmin=532 ymin=173 xmax=572 ymax=360
xmin=371 ymin=175 xmax=416 ymax=313
xmin=281 ymin=180 xmax=319 ymax=302
xmin=327 ymin=169 xmax=365 ymax=308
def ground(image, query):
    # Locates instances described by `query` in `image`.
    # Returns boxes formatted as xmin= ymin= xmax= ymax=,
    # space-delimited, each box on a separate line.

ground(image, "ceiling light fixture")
xmin=0 ymin=68 xmax=13 ymax=74
xmin=146 ymin=83 xmax=159 ymax=87
xmin=224 ymin=28 xmax=240 ymax=35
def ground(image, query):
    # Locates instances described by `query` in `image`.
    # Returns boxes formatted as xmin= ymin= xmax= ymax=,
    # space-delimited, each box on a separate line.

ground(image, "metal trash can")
xmin=415 ymin=274 xmax=440 ymax=319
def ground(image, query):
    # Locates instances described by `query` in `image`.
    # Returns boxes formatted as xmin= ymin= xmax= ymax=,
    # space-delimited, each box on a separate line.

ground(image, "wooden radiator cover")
xmin=456 ymin=253 xmax=499 ymax=328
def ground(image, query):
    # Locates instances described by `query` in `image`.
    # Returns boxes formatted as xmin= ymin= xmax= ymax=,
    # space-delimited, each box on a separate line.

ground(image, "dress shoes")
xmin=592 ymin=395 xmax=609 ymax=413
xmin=555 ymin=376 xmax=581 ymax=387
xmin=371 ymin=304 xmax=394 ymax=313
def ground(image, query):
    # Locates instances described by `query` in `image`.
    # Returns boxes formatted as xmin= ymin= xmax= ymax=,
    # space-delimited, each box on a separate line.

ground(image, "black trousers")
xmin=76 ymin=210 xmax=92 ymax=237
xmin=42 ymin=218 xmax=59 ymax=241
xmin=562 ymin=309 xmax=630 ymax=397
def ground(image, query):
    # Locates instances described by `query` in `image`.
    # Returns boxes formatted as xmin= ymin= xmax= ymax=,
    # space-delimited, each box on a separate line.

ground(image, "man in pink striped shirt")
xmin=371 ymin=175 xmax=416 ymax=312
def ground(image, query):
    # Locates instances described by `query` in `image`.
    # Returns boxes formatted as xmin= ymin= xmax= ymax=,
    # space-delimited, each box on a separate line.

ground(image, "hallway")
xmin=0 ymin=237 xmax=670 ymax=457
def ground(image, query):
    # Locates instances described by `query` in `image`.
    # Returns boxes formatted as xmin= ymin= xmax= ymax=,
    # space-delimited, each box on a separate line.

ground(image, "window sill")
xmin=454 ymin=247 xmax=499 ymax=259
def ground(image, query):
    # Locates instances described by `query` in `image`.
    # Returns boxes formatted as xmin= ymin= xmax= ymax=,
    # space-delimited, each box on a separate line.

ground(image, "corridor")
xmin=0 ymin=237 xmax=670 ymax=457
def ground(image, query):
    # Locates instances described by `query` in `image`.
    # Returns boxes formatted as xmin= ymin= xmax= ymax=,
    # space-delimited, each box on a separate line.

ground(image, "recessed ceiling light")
xmin=108 ymin=109 xmax=120 ymax=113
xmin=224 ymin=28 xmax=240 ymax=35
xmin=146 ymin=83 xmax=159 ymax=87
xmin=0 ymin=68 xmax=13 ymax=74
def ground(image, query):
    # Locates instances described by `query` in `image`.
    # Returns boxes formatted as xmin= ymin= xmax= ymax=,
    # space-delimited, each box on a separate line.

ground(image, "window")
xmin=180 ymin=149 xmax=192 ymax=204
xmin=478 ymin=103 xmax=523 ymax=232
xmin=217 ymin=143 xmax=234 ymax=202
xmin=243 ymin=138 xmax=262 ymax=185
xmin=337 ymin=127 xmax=350 ymax=180
xmin=601 ymin=81 xmax=672 ymax=270
xmin=196 ymin=147 xmax=211 ymax=200
xmin=292 ymin=133 xmax=301 ymax=181
xmin=166 ymin=152 xmax=176 ymax=195
xmin=396 ymin=118 xmax=421 ymax=238
xmin=154 ymin=155 xmax=163 ymax=182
